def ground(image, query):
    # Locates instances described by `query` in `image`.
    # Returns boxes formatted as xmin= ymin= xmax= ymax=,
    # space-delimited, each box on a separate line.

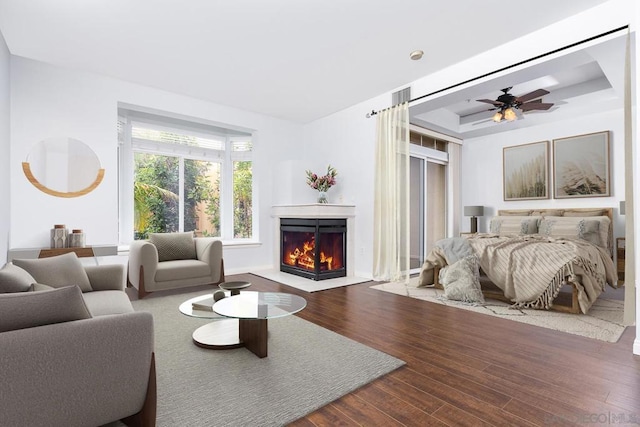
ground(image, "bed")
xmin=416 ymin=208 xmax=618 ymax=314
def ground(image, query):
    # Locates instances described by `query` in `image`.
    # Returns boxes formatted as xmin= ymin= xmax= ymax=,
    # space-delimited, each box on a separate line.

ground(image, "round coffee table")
xmin=218 ymin=280 xmax=251 ymax=295
xmin=179 ymin=291 xmax=306 ymax=358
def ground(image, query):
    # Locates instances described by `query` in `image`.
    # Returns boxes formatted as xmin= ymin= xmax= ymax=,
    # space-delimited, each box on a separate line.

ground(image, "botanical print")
xmin=553 ymin=131 xmax=610 ymax=198
xmin=503 ymin=141 xmax=549 ymax=201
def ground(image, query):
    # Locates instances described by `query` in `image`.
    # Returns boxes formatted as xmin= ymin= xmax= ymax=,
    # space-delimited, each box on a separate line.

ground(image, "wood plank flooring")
xmin=184 ymin=274 xmax=640 ymax=426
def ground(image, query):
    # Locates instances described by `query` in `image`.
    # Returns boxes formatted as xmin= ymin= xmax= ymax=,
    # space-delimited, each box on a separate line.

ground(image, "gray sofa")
xmin=128 ymin=232 xmax=224 ymax=298
xmin=0 ymin=254 xmax=156 ymax=427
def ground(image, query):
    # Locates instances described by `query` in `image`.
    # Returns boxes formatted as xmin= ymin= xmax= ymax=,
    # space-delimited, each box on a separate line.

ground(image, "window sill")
xmin=118 ymin=239 xmax=261 ymax=254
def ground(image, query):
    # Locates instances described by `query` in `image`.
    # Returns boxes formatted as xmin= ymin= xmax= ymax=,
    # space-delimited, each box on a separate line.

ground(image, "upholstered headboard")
xmin=496 ymin=207 xmax=614 ymax=256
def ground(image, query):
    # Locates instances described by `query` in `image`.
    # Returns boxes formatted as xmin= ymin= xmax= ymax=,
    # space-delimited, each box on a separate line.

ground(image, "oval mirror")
xmin=22 ymin=137 xmax=104 ymax=198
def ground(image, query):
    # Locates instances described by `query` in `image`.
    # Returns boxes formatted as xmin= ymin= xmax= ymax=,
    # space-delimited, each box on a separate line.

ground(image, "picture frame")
xmin=553 ymin=131 xmax=610 ymax=199
xmin=503 ymin=141 xmax=549 ymax=201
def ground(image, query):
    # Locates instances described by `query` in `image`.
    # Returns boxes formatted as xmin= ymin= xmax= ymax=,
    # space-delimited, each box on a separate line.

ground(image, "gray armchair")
xmin=128 ymin=233 xmax=225 ymax=298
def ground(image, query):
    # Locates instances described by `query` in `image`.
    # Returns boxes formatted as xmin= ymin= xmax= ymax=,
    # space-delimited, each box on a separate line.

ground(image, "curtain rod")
xmin=366 ymin=25 xmax=629 ymax=118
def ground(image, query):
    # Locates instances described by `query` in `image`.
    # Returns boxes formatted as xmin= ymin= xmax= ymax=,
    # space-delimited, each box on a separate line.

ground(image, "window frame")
xmin=118 ymin=113 xmax=256 ymax=245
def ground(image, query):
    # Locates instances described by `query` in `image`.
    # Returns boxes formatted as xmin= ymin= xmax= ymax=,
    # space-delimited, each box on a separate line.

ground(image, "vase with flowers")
xmin=305 ymin=165 xmax=338 ymax=204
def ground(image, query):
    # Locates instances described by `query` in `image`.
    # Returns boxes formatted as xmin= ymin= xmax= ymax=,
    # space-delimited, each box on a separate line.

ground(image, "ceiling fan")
xmin=477 ymin=87 xmax=554 ymax=122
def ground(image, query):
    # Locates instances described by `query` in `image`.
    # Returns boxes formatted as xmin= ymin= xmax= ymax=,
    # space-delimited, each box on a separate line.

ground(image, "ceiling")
xmin=0 ymin=0 xmax=608 ymax=124
xmin=410 ymin=34 xmax=627 ymax=139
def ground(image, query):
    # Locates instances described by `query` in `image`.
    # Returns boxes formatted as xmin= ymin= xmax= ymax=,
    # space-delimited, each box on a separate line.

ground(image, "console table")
xmin=8 ymin=245 xmax=118 ymax=262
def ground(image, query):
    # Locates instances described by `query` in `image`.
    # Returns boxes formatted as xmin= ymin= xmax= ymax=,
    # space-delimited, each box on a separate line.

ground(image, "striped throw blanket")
xmin=467 ymin=234 xmax=616 ymax=313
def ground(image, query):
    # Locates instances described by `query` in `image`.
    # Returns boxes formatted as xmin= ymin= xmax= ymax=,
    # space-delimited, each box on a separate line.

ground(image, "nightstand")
xmin=616 ymin=237 xmax=625 ymax=285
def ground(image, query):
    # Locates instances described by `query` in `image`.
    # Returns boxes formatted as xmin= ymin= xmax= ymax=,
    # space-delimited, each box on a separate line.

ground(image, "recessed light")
xmin=410 ymin=50 xmax=424 ymax=60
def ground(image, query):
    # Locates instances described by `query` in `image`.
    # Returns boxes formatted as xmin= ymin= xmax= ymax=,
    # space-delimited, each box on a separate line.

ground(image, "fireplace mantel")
xmin=271 ymin=204 xmax=355 ymax=219
xmin=271 ymin=204 xmax=355 ymax=278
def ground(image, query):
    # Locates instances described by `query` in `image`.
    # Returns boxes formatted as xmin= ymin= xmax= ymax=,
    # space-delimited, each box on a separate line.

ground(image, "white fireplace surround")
xmin=271 ymin=204 xmax=356 ymax=278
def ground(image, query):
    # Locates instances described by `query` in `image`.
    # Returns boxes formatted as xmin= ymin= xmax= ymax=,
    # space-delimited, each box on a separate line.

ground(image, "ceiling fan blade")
xmin=519 ymin=102 xmax=554 ymax=111
xmin=477 ymin=99 xmax=504 ymax=106
xmin=515 ymin=88 xmax=550 ymax=103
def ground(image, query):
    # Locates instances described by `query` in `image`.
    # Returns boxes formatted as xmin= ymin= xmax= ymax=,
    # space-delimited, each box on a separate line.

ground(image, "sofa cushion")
xmin=0 ymin=285 xmax=91 ymax=333
xmin=13 ymin=252 xmax=93 ymax=292
xmin=0 ymin=263 xmax=37 ymax=293
xmin=149 ymin=232 xmax=197 ymax=262
xmin=82 ymin=290 xmax=134 ymax=316
xmin=30 ymin=283 xmax=54 ymax=292
xmin=155 ymin=259 xmax=211 ymax=282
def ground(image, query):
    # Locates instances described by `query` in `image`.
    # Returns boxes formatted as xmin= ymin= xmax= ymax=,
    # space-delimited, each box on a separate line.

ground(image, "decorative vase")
xmin=51 ymin=224 xmax=68 ymax=248
xmin=69 ymin=229 xmax=85 ymax=248
xmin=317 ymin=191 xmax=328 ymax=204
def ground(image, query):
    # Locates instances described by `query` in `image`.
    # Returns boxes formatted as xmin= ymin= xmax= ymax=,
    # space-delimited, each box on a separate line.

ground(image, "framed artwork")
xmin=553 ymin=131 xmax=610 ymax=199
xmin=503 ymin=141 xmax=549 ymax=201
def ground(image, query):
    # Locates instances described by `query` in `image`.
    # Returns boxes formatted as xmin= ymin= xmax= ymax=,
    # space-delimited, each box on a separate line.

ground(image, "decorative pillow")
xmin=149 ymin=232 xmax=197 ymax=262
xmin=489 ymin=216 xmax=540 ymax=236
xmin=538 ymin=218 xmax=601 ymax=246
xmin=13 ymin=252 xmax=92 ymax=292
xmin=439 ymin=255 xmax=484 ymax=304
xmin=542 ymin=216 xmax=610 ymax=249
xmin=0 ymin=263 xmax=37 ymax=293
xmin=0 ymin=285 xmax=91 ymax=333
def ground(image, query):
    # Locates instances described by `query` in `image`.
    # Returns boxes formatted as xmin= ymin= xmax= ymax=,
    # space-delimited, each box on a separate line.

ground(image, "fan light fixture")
xmin=479 ymin=87 xmax=554 ymax=124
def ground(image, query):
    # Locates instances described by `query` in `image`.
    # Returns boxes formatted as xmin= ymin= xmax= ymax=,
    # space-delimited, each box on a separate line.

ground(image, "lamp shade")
xmin=464 ymin=206 xmax=484 ymax=217
xmin=620 ymin=201 xmax=626 ymax=215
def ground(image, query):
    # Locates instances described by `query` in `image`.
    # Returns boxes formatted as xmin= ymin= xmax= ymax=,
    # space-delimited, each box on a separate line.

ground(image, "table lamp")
xmin=464 ymin=205 xmax=484 ymax=233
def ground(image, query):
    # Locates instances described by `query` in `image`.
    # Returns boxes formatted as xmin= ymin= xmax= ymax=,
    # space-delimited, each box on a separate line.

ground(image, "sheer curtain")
xmin=373 ymin=103 xmax=410 ymax=283
xmin=623 ymin=31 xmax=635 ymax=326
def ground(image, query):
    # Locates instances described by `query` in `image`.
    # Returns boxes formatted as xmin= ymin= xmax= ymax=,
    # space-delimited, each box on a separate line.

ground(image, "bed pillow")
xmin=0 ymin=263 xmax=37 ymax=293
xmin=538 ymin=217 xmax=602 ymax=246
xmin=439 ymin=255 xmax=484 ymax=304
xmin=489 ymin=216 xmax=541 ymax=236
xmin=0 ymin=285 xmax=91 ymax=333
xmin=149 ymin=232 xmax=197 ymax=262
xmin=542 ymin=216 xmax=610 ymax=249
xmin=13 ymin=253 xmax=92 ymax=292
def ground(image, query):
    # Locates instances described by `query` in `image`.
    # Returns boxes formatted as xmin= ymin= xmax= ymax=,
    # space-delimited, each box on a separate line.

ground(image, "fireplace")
xmin=280 ymin=218 xmax=347 ymax=281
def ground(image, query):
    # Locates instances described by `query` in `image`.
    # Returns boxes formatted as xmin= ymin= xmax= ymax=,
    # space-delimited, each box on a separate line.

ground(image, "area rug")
xmin=251 ymin=269 xmax=371 ymax=292
xmin=371 ymin=277 xmax=626 ymax=343
xmin=130 ymin=290 xmax=404 ymax=426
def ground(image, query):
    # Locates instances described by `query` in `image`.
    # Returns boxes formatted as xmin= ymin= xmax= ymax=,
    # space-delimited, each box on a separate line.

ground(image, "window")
xmin=118 ymin=109 xmax=254 ymax=243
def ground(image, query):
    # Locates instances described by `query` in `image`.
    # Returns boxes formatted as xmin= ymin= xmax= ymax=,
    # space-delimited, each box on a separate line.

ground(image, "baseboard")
xmin=634 ymin=338 xmax=640 ymax=355
xmin=225 ymin=265 xmax=272 ymax=276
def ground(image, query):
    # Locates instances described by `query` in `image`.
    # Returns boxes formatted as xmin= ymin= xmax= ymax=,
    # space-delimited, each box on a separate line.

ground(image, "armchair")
xmin=128 ymin=233 xmax=225 ymax=299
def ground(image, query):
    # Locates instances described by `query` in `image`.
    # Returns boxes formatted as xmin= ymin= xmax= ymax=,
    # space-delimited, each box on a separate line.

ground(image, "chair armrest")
xmin=85 ymin=264 xmax=126 ymax=291
xmin=195 ymin=237 xmax=223 ymax=282
xmin=0 ymin=312 xmax=154 ymax=426
xmin=128 ymin=240 xmax=159 ymax=289
xmin=195 ymin=237 xmax=222 ymax=264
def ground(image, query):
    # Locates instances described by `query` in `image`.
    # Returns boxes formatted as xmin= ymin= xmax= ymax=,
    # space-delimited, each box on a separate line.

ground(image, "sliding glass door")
xmin=409 ymin=152 xmax=447 ymax=274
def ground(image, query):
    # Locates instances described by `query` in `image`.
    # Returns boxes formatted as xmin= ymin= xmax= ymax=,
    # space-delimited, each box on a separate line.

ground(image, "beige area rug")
xmin=371 ymin=277 xmax=626 ymax=343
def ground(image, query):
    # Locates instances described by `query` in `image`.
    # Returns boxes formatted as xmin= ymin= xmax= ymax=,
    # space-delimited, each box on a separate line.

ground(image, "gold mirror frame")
xmin=22 ymin=162 xmax=105 ymax=198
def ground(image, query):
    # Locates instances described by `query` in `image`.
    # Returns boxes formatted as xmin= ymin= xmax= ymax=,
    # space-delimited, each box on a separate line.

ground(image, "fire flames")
xmin=286 ymin=238 xmax=333 ymax=271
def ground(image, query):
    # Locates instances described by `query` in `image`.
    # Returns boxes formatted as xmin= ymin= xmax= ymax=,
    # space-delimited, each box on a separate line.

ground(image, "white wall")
xmin=0 ymin=31 xmax=9 ymax=264
xmin=461 ymin=110 xmax=625 ymax=235
xmin=302 ymin=94 xmax=386 ymax=278
xmin=9 ymin=57 xmax=303 ymax=274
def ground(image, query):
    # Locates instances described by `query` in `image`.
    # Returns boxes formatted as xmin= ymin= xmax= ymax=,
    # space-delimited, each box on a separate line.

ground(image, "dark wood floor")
xmin=225 ymin=273 xmax=640 ymax=426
